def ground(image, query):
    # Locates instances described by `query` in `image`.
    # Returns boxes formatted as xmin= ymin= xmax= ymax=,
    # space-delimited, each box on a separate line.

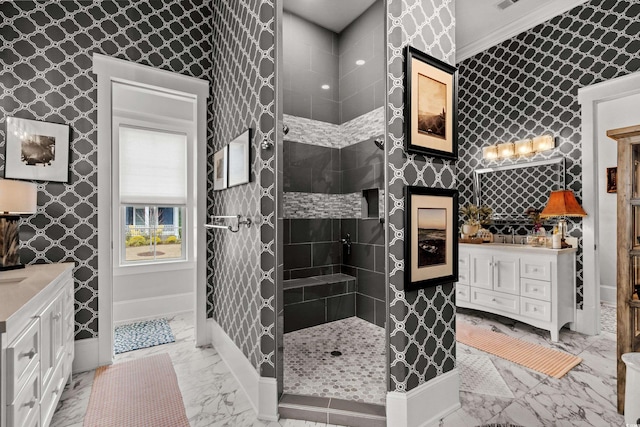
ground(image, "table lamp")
xmin=539 ymin=189 xmax=587 ymax=248
xmin=0 ymin=179 xmax=37 ymax=270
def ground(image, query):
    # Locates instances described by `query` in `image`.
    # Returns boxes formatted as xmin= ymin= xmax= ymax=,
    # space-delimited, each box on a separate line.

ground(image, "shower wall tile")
xmin=344 ymin=243 xmax=375 ymax=271
xmin=357 ymin=269 xmax=385 ymax=301
xmin=289 ymin=219 xmax=333 ymax=243
xmin=283 ymin=192 xmax=361 ymax=219
xmin=284 ymin=299 xmax=326 ymax=333
xmin=283 ymin=244 xmax=312 ymax=270
xmin=327 ymin=293 xmax=356 ymax=321
xmin=341 ymin=107 xmax=385 ymax=144
xmin=356 ymin=293 xmax=375 ymax=323
xmin=358 ymin=220 xmax=384 ymax=246
xmin=374 ymin=299 xmax=385 ymax=328
xmin=312 ymin=242 xmax=341 ymax=267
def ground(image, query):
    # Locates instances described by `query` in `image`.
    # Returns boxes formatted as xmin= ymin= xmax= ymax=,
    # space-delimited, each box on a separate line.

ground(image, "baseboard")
xmin=386 ymin=369 xmax=460 ymax=427
xmin=72 ymin=337 xmax=100 ymax=374
xmin=209 ymin=319 xmax=279 ymax=421
xmin=113 ymin=292 xmax=193 ymax=324
xmin=600 ymin=286 xmax=616 ymax=306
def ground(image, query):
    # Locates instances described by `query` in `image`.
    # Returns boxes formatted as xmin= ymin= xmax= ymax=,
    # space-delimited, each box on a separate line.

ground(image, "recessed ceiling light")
xmin=355 ymin=59 xmax=366 ymax=66
xmin=321 ymin=84 xmax=330 ymax=90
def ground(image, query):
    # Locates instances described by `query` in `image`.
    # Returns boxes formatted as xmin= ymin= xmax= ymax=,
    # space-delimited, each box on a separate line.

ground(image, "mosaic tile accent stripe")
xmin=283 ymin=192 xmax=362 ymax=219
xmin=284 ymin=107 xmax=384 ymax=149
xmin=209 ymin=0 xmax=276 ymax=375
xmin=0 ymin=0 xmax=213 ymax=340
xmin=456 ymin=0 xmax=640 ymax=309
xmin=386 ymin=0 xmax=457 ymax=392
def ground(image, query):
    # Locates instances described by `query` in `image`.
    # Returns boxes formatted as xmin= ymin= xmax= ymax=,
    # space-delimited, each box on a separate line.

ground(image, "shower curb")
xmin=278 ymin=393 xmax=386 ymax=427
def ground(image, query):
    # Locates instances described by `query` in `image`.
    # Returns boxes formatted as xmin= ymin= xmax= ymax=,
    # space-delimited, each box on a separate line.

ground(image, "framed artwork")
xmin=4 ymin=116 xmax=70 ymax=182
xmin=227 ymin=129 xmax=251 ymax=188
xmin=405 ymin=185 xmax=458 ymax=291
xmin=213 ymin=146 xmax=228 ymax=190
xmin=606 ymin=167 xmax=617 ymax=193
xmin=404 ymin=46 xmax=458 ymax=160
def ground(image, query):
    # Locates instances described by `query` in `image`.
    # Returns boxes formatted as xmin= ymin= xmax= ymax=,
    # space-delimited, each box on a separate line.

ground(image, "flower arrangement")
xmin=460 ymin=204 xmax=493 ymax=227
xmin=525 ymin=207 xmax=543 ymax=233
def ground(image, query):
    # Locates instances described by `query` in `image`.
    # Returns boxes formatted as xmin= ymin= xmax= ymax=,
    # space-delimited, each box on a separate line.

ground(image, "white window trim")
xmin=112 ymin=116 xmax=193 ymax=274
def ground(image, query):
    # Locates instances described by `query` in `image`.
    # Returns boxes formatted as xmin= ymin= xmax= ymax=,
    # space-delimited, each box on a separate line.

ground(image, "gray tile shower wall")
xmin=283 ymin=12 xmax=340 ymax=124
xmin=210 ymin=0 xmax=277 ymax=376
xmin=386 ymin=0 xmax=457 ymax=393
xmin=456 ymin=0 xmax=640 ymax=309
xmin=283 ymin=218 xmax=342 ymax=279
xmin=0 ymin=0 xmax=213 ymax=340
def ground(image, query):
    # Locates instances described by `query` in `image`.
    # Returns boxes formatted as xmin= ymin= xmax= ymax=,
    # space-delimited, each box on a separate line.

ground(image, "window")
xmin=118 ymin=126 xmax=187 ymax=265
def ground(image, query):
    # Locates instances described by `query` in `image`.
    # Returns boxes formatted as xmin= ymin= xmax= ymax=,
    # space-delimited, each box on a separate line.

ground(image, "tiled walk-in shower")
xmin=283 ymin=317 xmax=386 ymax=404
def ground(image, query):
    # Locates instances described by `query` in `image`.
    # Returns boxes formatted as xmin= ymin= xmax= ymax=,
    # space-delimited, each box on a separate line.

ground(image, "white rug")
xmin=458 ymin=353 xmax=514 ymax=398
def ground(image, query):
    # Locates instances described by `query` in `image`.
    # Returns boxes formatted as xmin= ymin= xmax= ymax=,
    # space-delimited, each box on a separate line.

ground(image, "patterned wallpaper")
xmin=0 ymin=0 xmax=213 ymax=340
xmin=456 ymin=0 xmax=640 ymax=308
xmin=208 ymin=0 xmax=277 ymax=376
xmin=386 ymin=0 xmax=457 ymax=392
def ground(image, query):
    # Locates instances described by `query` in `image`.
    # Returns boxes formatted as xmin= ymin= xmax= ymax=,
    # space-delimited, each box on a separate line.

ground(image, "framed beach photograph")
xmin=404 ymin=46 xmax=458 ymax=160
xmin=606 ymin=167 xmax=617 ymax=193
xmin=4 ymin=116 xmax=70 ymax=182
xmin=227 ymin=129 xmax=251 ymax=188
xmin=213 ymin=146 xmax=228 ymax=190
xmin=405 ymin=186 xmax=458 ymax=291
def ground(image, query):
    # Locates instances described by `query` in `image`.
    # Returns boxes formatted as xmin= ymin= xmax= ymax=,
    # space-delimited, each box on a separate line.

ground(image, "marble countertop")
xmin=460 ymin=242 xmax=578 ymax=254
xmin=0 ymin=263 xmax=74 ymax=333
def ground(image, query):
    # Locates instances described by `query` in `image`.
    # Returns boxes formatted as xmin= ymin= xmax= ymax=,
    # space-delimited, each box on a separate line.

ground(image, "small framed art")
xmin=213 ymin=146 xmax=228 ymax=190
xmin=4 ymin=116 xmax=70 ymax=182
xmin=606 ymin=167 xmax=617 ymax=193
xmin=227 ymin=129 xmax=251 ymax=188
xmin=404 ymin=46 xmax=458 ymax=160
xmin=405 ymin=185 xmax=458 ymax=291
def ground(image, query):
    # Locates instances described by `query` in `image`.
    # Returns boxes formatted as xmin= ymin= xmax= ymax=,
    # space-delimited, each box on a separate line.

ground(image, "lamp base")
xmin=0 ymin=263 xmax=25 ymax=271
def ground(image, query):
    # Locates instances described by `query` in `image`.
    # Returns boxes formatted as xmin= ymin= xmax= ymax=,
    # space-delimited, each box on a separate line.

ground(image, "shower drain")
xmin=330 ymin=350 xmax=342 ymax=356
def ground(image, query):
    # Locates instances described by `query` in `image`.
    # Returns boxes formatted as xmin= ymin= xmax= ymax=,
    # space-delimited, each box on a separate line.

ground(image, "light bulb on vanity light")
xmin=482 ymin=145 xmax=498 ymax=160
xmin=532 ymin=135 xmax=555 ymax=152
xmin=515 ymin=139 xmax=533 ymax=155
xmin=497 ymin=142 xmax=515 ymax=158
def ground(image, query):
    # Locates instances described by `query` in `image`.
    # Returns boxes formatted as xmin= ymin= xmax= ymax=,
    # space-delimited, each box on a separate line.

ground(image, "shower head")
xmin=283 ymin=124 xmax=289 ymax=135
xmin=374 ymin=138 xmax=384 ymax=150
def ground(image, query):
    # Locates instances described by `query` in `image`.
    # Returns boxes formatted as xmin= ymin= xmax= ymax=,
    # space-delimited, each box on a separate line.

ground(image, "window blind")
xmin=119 ymin=126 xmax=187 ymax=205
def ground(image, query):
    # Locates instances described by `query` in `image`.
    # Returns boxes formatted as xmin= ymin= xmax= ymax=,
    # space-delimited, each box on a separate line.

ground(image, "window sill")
xmin=113 ymin=259 xmax=195 ymax=277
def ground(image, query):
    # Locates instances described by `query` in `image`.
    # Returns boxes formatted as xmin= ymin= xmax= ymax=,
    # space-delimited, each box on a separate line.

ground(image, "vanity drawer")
xmin=520 ymin=278 xmax=551 ymax=302
xmin=7 ymin=368 xmax=40 ymax=427
xmin=7 ymin=318 xmax=40 ymax=401
xmin=520 ymin=296 xmax=551 ymax=322
xmin=458 ymin=253 xmax=470 ymax=274
xmin=470 ymin=288 xmax=519 ymax=315
xmin=520 ymin=259 xmax=551 ymax=281
xmin=457 ymin=269 xmax=470 ymax=285
xmin=456 ymin=284 xmax=470 ymax=302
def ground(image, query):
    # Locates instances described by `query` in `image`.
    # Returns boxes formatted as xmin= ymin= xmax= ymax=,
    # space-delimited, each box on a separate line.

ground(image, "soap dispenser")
xmin=552 ymin=226 xmax=561 ymax=249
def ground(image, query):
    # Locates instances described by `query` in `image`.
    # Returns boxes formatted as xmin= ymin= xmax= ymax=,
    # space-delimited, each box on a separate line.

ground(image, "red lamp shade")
xmin=539 ymin=190 xmax=587 ymax=218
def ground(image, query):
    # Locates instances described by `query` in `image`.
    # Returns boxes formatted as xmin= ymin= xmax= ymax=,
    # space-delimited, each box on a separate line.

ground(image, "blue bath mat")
xmin=114 ymin=318 xmax=175 ymax=354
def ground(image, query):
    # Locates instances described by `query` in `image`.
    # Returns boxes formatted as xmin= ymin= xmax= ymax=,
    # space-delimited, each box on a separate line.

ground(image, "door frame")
xmin=578 ymin=70 xmax=640 ymax=336
xmin=93 ymin=54 xmax=210 ymax=366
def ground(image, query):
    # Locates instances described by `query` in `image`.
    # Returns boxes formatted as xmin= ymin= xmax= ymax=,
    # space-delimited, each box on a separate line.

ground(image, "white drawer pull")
xmin=532 ymin=307 xmax=538 ymax=312
xmin=22 ymin=400 xmax=36 ymax=409
xmin=492 ymin=298 xmax=497 ymax=302
xmin=53 ymin=312 xmax=62 ymax=320
xmin=19 ymin=349 xmax=36 ymax=359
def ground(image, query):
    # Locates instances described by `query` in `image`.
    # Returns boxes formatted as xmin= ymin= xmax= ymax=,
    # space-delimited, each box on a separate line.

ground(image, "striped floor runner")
xmin=457 ymin=321 xmax=582 ymax=378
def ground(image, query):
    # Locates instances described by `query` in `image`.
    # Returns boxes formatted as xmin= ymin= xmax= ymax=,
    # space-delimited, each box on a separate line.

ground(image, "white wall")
xmin=596 ymin=92 xmax=640 ymax=305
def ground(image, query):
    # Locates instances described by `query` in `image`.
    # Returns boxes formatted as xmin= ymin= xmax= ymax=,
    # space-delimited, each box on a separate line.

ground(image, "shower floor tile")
xmin=284 ymin=316 xmax=386 ymax=405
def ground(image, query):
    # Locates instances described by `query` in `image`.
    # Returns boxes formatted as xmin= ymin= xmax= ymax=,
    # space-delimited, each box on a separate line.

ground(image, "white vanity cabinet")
xmin=456 ymin=244 xmax=576 ymax=342
xmin=0 ymin=263 xmax=75 ymax=427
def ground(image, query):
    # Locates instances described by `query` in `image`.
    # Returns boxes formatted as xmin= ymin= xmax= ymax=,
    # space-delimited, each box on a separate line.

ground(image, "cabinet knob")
xmin=19 ymin=348 xmax=36 ymax=359
xmin=532 ymin=306 xmax=538 ymax=312
xmin=53 ymin=312 xmax=62 ymax=320
xmin=491 ymin=298 xmax=497 ymax=302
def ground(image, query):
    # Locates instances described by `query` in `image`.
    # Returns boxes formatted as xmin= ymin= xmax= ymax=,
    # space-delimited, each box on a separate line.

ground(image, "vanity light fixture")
xmin=482 ymin=145 xmax=498 ymax=160
xmin=497 ymin=142 xmax=515 ymax=158
xmin=482 ymin=135 xmax=555 ymax=160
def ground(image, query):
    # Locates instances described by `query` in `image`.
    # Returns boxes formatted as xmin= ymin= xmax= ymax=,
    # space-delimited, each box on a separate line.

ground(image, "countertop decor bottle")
xmin=552 ymin=226 xmax=561 ymax=249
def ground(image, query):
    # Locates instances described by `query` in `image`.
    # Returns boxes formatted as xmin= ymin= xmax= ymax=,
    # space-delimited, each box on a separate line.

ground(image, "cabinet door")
xmin=470 ymin=253 xmax=493 ymax=289
xmin=40 ymin=292 xmax=64 ymax=389
xmin=493 ymin=255 xmax=520 ymax=295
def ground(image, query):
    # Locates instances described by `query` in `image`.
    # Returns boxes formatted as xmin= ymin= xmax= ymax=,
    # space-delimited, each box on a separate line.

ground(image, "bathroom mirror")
xmin=473 ymin=156 xmax=565 ymax=223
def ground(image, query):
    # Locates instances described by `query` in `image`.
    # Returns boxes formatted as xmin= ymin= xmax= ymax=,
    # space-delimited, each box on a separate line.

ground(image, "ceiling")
xmin=455 ymin=0 xmax=589 ymax=61
xmin=283 ymin=0 xmax=589 ymax=62
xmin=283 ymin=0 xmax=378 ymax=33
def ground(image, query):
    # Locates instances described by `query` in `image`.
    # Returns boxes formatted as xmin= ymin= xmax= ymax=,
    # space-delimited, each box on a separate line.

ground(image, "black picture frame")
xmin=405 ymin=185 xmax=459 ymax=291
xmin=404 ymin=45 xmax=458 ymax=160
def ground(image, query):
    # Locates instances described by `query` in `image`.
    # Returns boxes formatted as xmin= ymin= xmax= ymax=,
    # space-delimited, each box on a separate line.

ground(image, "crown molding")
xmin=456 ymin=0 xmax=588 ymax=63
